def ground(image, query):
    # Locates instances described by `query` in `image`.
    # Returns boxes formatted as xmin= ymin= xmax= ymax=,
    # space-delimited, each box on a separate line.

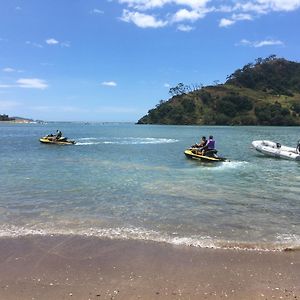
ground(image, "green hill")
xmin=137 ymin=56 xmax=300 ymax=126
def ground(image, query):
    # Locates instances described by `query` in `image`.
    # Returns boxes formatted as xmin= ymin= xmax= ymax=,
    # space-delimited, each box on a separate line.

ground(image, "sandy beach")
xmin=0 ymin=236 xmax=299 ymax=300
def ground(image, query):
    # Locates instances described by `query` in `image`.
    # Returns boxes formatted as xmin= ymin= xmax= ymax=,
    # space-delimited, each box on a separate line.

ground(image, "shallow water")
xmin=0 ymin=123 xmax=299 ymax=250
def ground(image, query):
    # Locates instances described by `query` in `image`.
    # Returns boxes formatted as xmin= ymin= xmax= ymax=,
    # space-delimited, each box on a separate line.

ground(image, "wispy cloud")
xmin=2 ymin=67 xmax=15 ymax=73
xmin=219 ymin=13 xmax=253 ymax=27
xmin=177 ymin=24 xmax=194 ymax=31
xmin=61 ymin=41 xmax=71 ymax=47
xmin=0 ymin=78 xmax=48 ymax=89
xmin=237 ymin=38 xmax=284 ymax=47
xmin=17 ymin=78 xmax=48 ymax=89
xmin=0 ymin=84 xmax=13 ymax=88
xmin=101 ymin=81 xmax=117 ymax=87
xmin=45 ymin=38 xmax=70 ymax=47
xmin=26 ymin=41 xmax=43 ymax=48
xmin=90 ymin=8 xmax=104 ymax=14
xmin=2 ymin=67 xmax=23 ymax=73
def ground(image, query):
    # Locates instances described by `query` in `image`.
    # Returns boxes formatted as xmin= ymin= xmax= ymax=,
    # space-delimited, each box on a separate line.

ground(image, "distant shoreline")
xmin=0 ymin=120 xmax=36 ymax=124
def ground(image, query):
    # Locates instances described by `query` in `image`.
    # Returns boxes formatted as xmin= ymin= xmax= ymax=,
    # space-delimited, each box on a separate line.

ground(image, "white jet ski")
xmin=252 ymin=140 xmax=300 ymax=161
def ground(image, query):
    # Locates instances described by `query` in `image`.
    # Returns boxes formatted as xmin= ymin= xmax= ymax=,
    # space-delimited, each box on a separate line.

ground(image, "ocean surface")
xmin=0 ymin=123 xmax=299 ymax=251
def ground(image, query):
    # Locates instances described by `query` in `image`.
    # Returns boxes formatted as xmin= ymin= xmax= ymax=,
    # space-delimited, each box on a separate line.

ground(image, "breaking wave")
xmin=1 ymin=225 xmax=299 ymax=252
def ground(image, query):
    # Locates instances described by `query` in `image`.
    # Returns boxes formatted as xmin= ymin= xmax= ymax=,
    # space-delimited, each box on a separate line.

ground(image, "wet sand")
xmin=0 ymin=236 xmax=299 ymax=299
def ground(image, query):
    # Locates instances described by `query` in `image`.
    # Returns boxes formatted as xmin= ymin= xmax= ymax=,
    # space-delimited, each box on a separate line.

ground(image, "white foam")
xmin=76 ymin=142 xmax=102 ymax=145
xmin=0 ymin=225 xmax=215 ymax=248
xmin=78 ymin=137 xmax=98 ymax=141
xmin=75 ymin=137 xmax=179 ymax=146
xmin=1 ymin=225 xmax=298 ymax=251
xmin=275 ymin=233 xmax=300 ymax=250
xmin=207 ymin=160 xmax=249 ymax=171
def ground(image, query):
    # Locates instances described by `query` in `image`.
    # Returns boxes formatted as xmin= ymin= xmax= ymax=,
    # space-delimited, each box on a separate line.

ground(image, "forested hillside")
xmin=137 ymin=56 xmax=300 ymax=126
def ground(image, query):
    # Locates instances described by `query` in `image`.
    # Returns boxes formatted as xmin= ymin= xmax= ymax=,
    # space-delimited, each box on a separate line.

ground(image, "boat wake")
xmin=76 ymin=137 xmax=179 ymax=146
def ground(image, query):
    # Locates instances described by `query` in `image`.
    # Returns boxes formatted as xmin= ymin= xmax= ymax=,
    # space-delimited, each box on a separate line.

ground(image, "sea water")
xmin=0 ymin=123 xmax=299 ymax=251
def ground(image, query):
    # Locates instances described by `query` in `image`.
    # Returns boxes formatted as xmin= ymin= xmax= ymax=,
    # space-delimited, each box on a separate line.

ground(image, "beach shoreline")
xmin=0 ymin=236 xmax=299 ymax=299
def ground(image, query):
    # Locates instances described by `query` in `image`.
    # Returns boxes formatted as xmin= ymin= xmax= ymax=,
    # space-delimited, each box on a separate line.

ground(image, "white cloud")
xmin=101 ymin=81 xmax=117 ymax=87
xmin=44 ymin=38 xmax=70 ymax=47
xmin=0 ymin=78 xmax=48 ymax=89
xmin=257 ymin=0 xmax=300 ymax=11
xmin=119 ymin=0 xmax=210 ymax=10
xmin=121 ymin=9 xmax=168 ymax=27
xmin=233 ymin=0 xmax=300 ymax=14
xmin=172 ymin=8 xmax=204 ymax=22
xmin=219 ymin=12 xmax=253 ymax=27
xmin=45 ymin=38 xmax=59 ymax=45
xmin=237 ymin=38 xmax=284 ymax=47
xmin=232 ymin=13 xmax=253 ymax=21
xmin=46 ymin=38 xmax=59 ymax=45
xmin=17 ymin=78 xmax=48 ymax=89
xmin=118 ymin=0 xmax=300 ymax=29
xmin=119 ymin=0 xmax=170 ymax=10
xmin=254 ymin=39 xmax=284 ymax=47
xmin=219 ymin=18 xmax=235 ymax=27
xmin=177 ymin=24 xmax=194 ymax=31
xmin=164 ymin=83 xmax=171 ymax=87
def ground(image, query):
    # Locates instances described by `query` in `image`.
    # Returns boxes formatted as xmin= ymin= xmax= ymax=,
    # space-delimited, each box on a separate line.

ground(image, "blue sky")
xmin=0 ymin=0 xmax=300 ymax=122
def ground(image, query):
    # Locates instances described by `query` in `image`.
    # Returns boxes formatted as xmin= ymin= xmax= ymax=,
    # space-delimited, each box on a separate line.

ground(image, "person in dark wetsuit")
xmin=56 ymin=130 xmax=62 ymax=140
xmin=296 ymin=140 xmax=300 ymax=154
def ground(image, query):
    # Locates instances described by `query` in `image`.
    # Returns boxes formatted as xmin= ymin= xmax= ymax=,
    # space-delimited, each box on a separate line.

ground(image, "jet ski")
xmin=184 ymin=148 xmax=226 ymax=162
xmin=39 ymin=135 xmax=76 ymax=145
xmin=252 ymin=140 xmax=300 ymax=161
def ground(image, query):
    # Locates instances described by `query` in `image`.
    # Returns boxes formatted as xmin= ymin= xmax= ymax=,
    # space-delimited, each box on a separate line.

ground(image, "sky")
xmin=0 ymin=0 xmax=300 ymax=122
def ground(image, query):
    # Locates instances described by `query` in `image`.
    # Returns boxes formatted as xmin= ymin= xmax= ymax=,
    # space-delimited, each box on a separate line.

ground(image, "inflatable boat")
xmin=252 ymin=140 xmax=300 ymax=161
xmin=184 ymin=149 xmax=227 ymax=162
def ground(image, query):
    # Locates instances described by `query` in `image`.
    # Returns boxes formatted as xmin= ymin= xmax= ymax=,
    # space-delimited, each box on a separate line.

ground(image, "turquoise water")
xmin=0 ymin=123 xmax=299 ymax=250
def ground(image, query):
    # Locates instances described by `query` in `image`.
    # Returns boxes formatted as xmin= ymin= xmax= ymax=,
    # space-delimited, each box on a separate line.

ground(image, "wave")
xmin=1 ymin=225 xmax=299 ymax=252
xmin=76 ymin=137 xmax=179 ymax=146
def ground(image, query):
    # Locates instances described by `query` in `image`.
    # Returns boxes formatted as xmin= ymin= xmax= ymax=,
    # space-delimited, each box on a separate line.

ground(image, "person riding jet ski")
xmin=56 ymin=130 xmax=62 ymax=140
xmin=200 ymin=135 xmax=215 ymax=156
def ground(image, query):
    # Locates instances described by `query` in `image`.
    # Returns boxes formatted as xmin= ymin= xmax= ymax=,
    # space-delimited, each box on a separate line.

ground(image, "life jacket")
xmin=206 ymin=139 xmax=215 ymax=150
